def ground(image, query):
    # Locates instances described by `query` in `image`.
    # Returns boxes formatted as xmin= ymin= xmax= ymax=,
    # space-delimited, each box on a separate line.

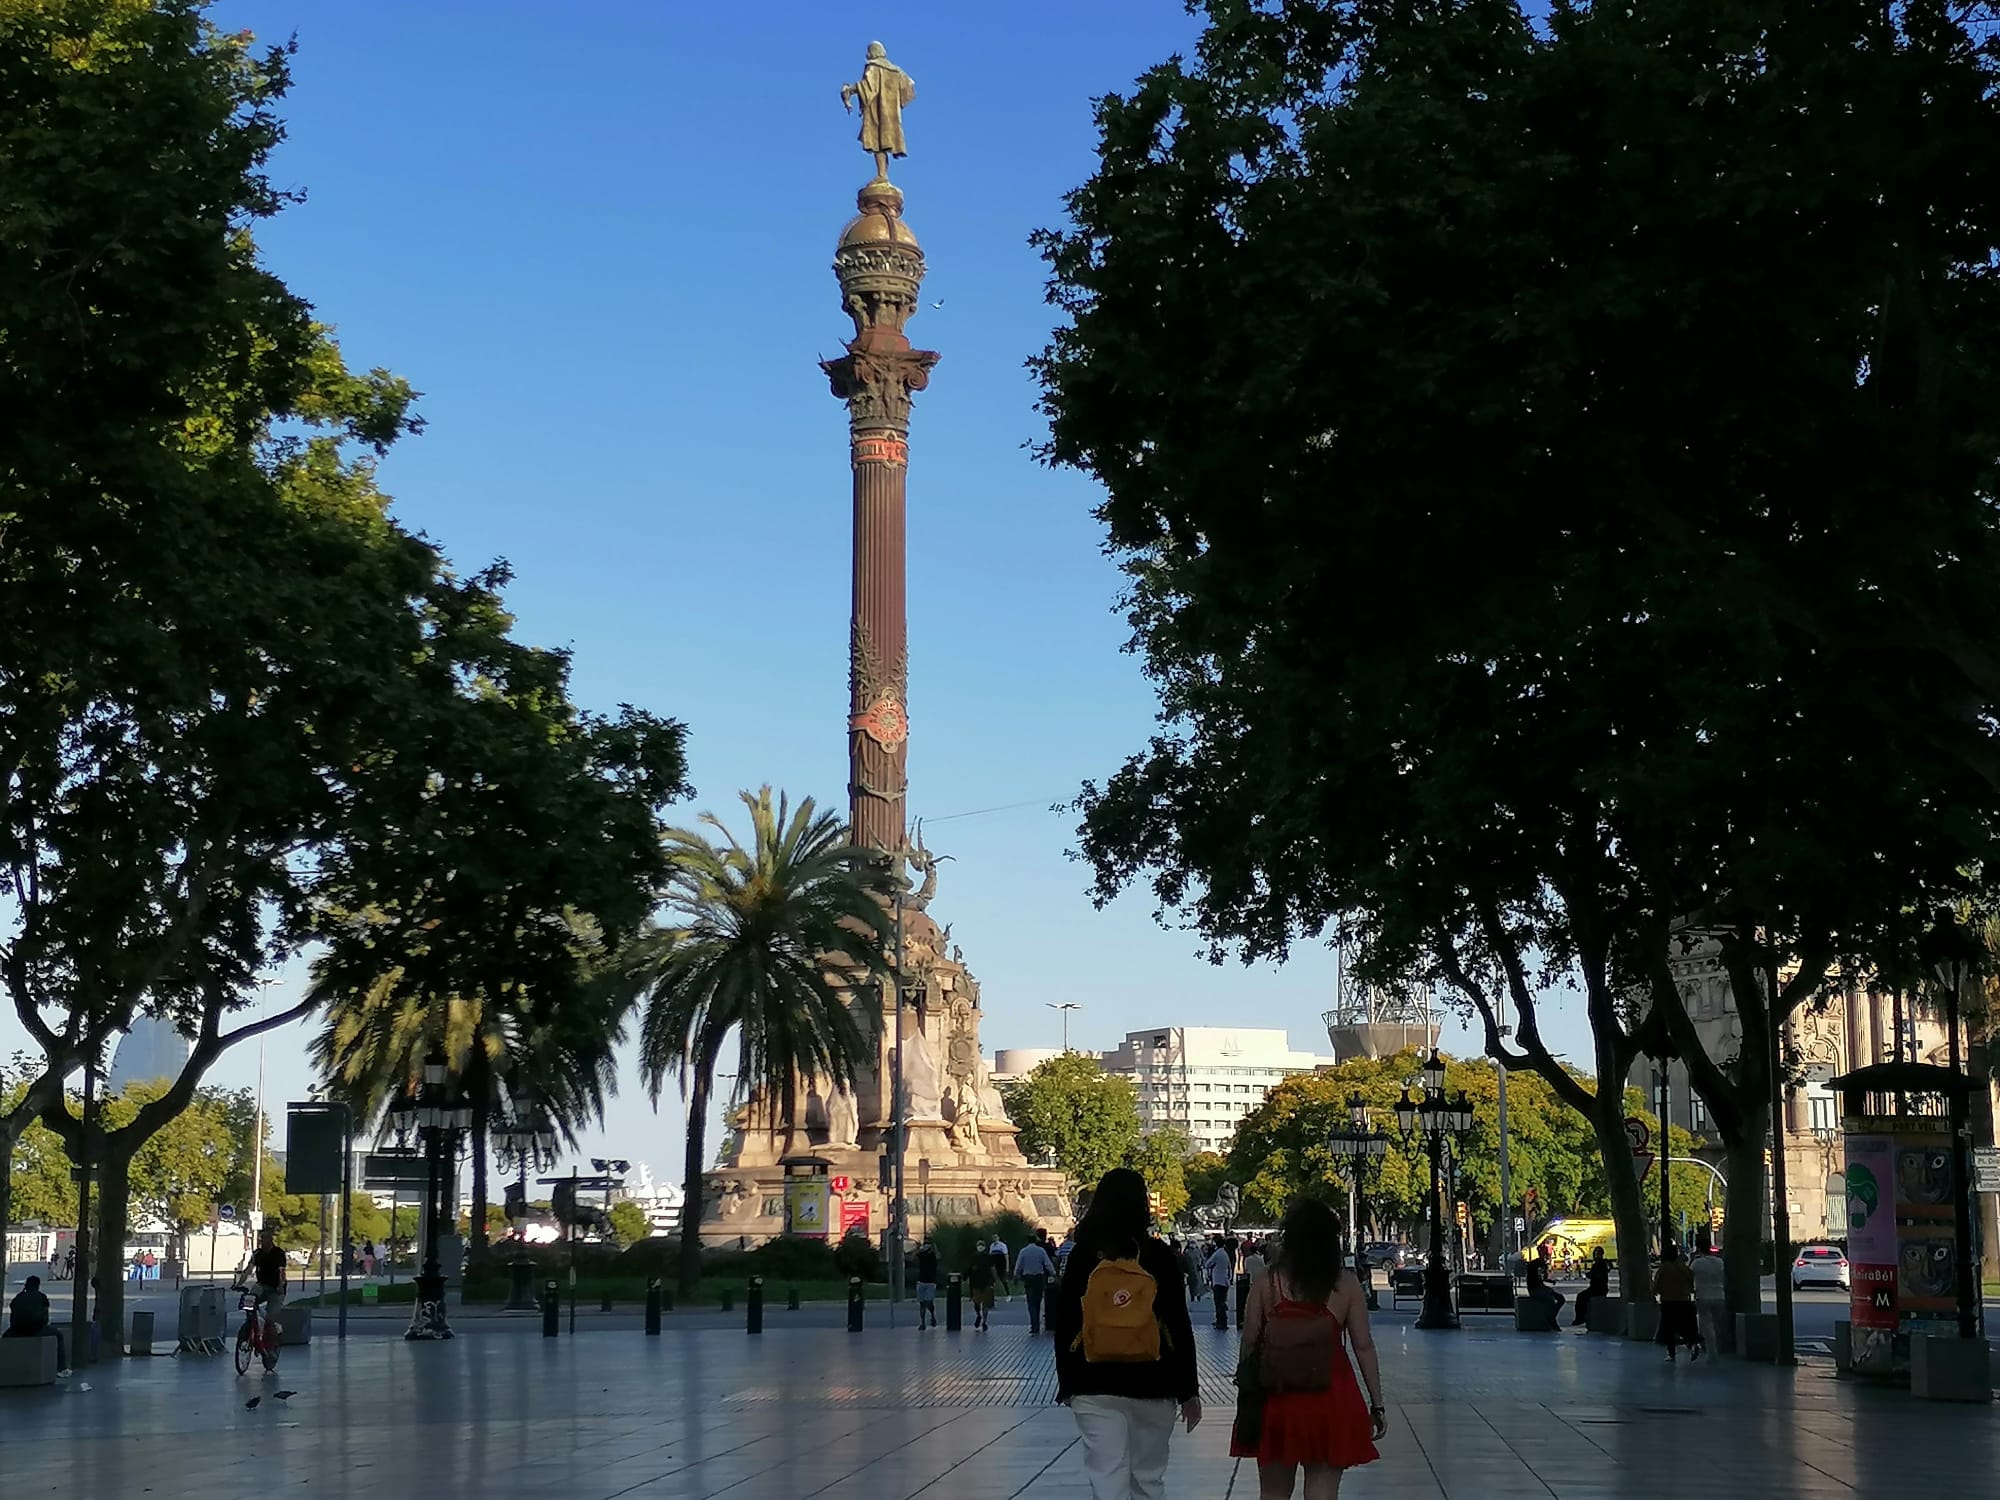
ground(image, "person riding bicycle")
xmin=247 ymin=1228 xmax=287 ymax=1315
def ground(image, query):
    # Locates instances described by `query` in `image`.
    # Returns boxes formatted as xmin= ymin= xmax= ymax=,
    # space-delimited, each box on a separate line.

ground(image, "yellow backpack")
xmin=1075 ymin=1255 xmax=1164 ymax=1363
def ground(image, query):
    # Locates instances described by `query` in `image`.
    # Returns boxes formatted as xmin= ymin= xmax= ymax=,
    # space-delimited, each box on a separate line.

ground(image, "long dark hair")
xmin=1072 ymin=1167 xmax=1150 ymax=1261
xmin=1273 ymin=1198 xmax=1345 ymax=1302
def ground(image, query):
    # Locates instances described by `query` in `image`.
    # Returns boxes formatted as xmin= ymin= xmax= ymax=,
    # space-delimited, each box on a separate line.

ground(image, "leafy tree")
xmin=1182 ymin=1151 xmax=1230 ymax=1212
xmin=0 ymin=2 xmax=687 ymax=1341
xmin=1228 ymin=1057 xmax=1707 ymax=1248
xmin=107 ymin=1083 xmax=234 ymax=1253
xmin=607 ymin=1199 xmax=651 ymax=1248
xmin=3 ymin=1057 xmax=75 ymax=1228
xmin=1000 ymin=1052 xmax=1141 ymax=1191
xmin=1032 ymin=0 xmax=2000 ymax=1313
xmin=612 ymin=789 xmax=894 ymax=1297
xmin=1126 ymin=1125 xmax=1192 ymax=1221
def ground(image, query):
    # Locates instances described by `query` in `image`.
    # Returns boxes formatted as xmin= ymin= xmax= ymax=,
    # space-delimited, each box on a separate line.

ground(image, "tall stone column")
xmin=822 ymin=181 xmax=939 ymax=856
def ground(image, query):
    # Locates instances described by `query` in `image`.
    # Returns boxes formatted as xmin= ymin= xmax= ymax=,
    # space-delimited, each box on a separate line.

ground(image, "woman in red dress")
xmin=1231 ymin=1199 xmax=1385 ymax=1497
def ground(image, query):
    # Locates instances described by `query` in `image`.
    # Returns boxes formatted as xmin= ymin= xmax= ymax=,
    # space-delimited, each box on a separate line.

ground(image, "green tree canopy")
xmin=1126 ymin=1125 xmax=1193 ymax=1222
xmin=1000 ymin=1052 xmax=1141 ymax=1191
xmin=1227 ymin=1055 xmax=1708 ymax=1245
xmin=1033 ymin=0 xmax=2000 ymax=1314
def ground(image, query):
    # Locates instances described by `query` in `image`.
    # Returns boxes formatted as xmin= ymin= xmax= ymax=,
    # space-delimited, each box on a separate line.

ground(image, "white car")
xmin=1792 ymin=1245 xmax=1850 ymax=1290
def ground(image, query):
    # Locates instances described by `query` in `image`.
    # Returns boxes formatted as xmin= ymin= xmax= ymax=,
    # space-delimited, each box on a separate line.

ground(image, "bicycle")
xmin=232 ymin=1287 xmax=282 ymax=1375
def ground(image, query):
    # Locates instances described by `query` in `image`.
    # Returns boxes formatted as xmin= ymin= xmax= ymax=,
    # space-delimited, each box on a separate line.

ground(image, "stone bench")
xmin=0 ymin=1335 xmax=59 ymax=1388
xmin=1513 ymin=1296 xmax=1560 ymax=1332
xmin=277 ymin=1306 xmax=314 ymax=1346
xmin=1911 ymin=1332 xmax=1993 ymax=1403
xmin=1624 ymin=1300 xmax=1659 ymax=1342
xmin=1735 ymin=1311 xmax=1779 ymax=1362
xmin=1586 ymin=1295 xmax=1625 ymax=1334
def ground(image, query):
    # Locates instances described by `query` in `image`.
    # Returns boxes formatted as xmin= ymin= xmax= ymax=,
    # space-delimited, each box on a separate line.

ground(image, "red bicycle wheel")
xmin=234 ymin=1325 xmax=253 ymax=1376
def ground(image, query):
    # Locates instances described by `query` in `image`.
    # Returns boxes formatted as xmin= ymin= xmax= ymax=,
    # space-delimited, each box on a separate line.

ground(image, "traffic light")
xmin=1147 ymin=1191 xmax=1165 ymax=1222
xmin=1524 ymin=1187 xmax=1540 ymax=1219
xmin=1708 ymin=1204 xmax=1724 ymax=1231
xmin=1455 ymin=1201 xmax=1471 ymax=1232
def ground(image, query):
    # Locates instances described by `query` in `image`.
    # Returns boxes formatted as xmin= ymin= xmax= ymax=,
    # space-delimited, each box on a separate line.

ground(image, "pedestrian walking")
xmin=1205 ymin=1236 xmax=1238 ymax=1330
xmin=1690 ymin=1234 xmax=1727 ymax=1352
xmin=1053 ymin=1167 xmax=1200 ymax=1500
xmin=1184 ymin=1239 xmax=1205 ymax=1303
xmin=362 ymin=1239 xmax=377 ymax=1276
xmin=1230 ymin=1198 xmax=1384 ymax=1498
xmin=1654 ymin=1241 xmax=1702 ymax=1361
xmin=1038 ymin=1229 xmax=1062 ymax=1331
xmin=967 ymin=1252 xmax=997 ymax=1331
xmin=1237 ymin=1236 xmax=1267 ymax=1327
xmin=989 ymin=1235 xmax=1013 ymax=1298
xmin=1016 ymin=1233 xmax=1057 ymax=1334
xmin=915 ymin=1241 xmax=941 ymax=1330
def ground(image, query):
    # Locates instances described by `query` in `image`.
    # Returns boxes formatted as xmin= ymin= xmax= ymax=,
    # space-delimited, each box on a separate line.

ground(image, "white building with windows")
xmin=1100 ymin=1027 xmax=1329 ymax=1155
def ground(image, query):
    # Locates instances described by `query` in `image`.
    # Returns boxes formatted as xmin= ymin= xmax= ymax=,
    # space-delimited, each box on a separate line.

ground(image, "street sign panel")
xmin=218 ymin=1204 xmax=236 ymax=1221
xmin=1974 ymin=1146 xmax=2000 ymax=1194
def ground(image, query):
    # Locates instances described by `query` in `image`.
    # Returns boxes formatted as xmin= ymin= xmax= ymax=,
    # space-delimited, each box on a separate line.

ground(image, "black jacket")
xmin=1051 ymin=1235 xmax=1199 ymax=1404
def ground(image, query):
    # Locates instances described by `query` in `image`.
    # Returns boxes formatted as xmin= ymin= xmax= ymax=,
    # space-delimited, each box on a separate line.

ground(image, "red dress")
xmin=1230 ymin=1275 xmax=1379 ymax=1470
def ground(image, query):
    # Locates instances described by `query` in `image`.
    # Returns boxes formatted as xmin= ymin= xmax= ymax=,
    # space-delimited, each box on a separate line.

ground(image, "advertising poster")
xmin=839 ymin=1198 xmax=871 ymax=1238
xmin=785 ymin=1176 xmax=830 ymax=1238
xmin=1842 ymin=1133 xmax=1897 ymax=1374
xmin=1893 ymin=1129 xmax=1959 ymax=1330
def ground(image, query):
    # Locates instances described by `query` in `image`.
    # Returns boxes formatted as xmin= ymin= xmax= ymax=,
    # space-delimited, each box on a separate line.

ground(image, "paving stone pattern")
xmin=0 ymin=1298 xmax=1992 ymax=1499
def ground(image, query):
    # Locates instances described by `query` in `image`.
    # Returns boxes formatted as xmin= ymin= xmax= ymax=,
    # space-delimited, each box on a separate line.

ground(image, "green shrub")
xmin=832 ymin=1234 xmax=883 ymax=1282
xmin=930 ymin=1210 xmax=1037 ymax=1276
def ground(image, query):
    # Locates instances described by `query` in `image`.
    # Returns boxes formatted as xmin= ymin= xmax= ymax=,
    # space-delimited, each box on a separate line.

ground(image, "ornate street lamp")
xmin=494 ymin=1085 xmax=559 ymax=1311
xmin=402 ymin=1051 xmax=469 ymax=1341
xmin=1396 ymin=1049 xmax=1474 ymax=1330
xmin=1327 ymin=1091 xmax=1391 ymax=1239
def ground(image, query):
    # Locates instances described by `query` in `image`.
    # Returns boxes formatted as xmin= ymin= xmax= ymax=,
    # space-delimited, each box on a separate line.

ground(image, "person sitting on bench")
xmin=1572 ymin=1248 xmax=1608 ymax=1327
xmin=1524 ymin=1253 xmax=1565 ymax=1322
xmin=4 ymin=1274 xmax=67 ymax=1372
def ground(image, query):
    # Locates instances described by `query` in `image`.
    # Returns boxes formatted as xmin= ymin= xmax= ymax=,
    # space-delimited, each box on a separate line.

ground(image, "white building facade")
xmin=1100 ymin=1027 xmax=1327 ymax=1155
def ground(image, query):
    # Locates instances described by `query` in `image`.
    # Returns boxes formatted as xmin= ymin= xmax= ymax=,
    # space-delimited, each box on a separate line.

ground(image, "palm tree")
xmin=612 ymin=787 xmax=893 ymax=1297
xmin=310 ymin=917 xmax=628 ymax=1266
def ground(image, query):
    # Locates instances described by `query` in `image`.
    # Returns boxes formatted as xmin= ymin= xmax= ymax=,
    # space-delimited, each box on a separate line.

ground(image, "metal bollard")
xmin=721 ymin=1288 xmax=734 ymax=1312
xmin=662 ymin=1285 xmax=674 ymax=1312
xmin=542 ymin=1280 xmax=559 ymax=1338
xmin=748 ymin=1276 xmax=764 ymax=1335
xmin=600 ymin=1289 xmax=614 ymax=1313
xmin=945 ymin=1273 xmax=962 ymax=1332
xmin=787 ymin=1287 xmax=800 ymax=1312
xmin=645 ymin=1278 xmax=662 ymax=1336
xmin=847 ymin=1276 xmax=864 ymax=1332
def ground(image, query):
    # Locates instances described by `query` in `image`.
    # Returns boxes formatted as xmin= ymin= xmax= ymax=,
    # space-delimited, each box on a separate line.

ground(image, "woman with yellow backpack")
xmin=1052 ymin=1167 xmax=1201 ymax=1500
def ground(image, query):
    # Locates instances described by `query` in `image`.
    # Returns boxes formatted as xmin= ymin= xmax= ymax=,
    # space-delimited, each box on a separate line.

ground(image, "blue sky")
xmin=7 ymin=2 xmax=1588 ymax=1182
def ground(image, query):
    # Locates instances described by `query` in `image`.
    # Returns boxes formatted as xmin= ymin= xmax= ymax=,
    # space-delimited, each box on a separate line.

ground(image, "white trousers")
xmin=1071 ymin=1393 xmax=1178 ymax=1500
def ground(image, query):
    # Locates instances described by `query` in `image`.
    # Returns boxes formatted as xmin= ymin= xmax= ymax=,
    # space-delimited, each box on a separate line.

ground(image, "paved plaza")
xmin=2 ymin=1295 xmax=1994 ymax=1499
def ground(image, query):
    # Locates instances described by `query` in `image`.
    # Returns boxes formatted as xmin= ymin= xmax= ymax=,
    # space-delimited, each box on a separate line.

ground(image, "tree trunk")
xmin=0 ymin=1126 xmax=13 ymax=1292
xmin=93 ymin=1147 xmax=135 ymax=1358
xmin=469 ymin=1077 xmax=491 ymax=1269
xmin=679 ymin=1070 xmax=710 ymax=1299
xmin=1719 ymin=1123 xmax=1769 ymax=1316
xmin=1592 ymin=1105 xmax=1655 ymax=1318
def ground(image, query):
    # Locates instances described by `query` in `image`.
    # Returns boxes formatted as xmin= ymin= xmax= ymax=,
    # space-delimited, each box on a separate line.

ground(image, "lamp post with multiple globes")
xmin=1327 ymin=1091 xmax=1391 ymax=1244
xmin=1395 ymin=1050 xmax=1474 ymax=1331
xmin=388 ymin=1053 xmax=471 ymax=1341
xmin=493 ymin=1086 xmax=558 ymax=1312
